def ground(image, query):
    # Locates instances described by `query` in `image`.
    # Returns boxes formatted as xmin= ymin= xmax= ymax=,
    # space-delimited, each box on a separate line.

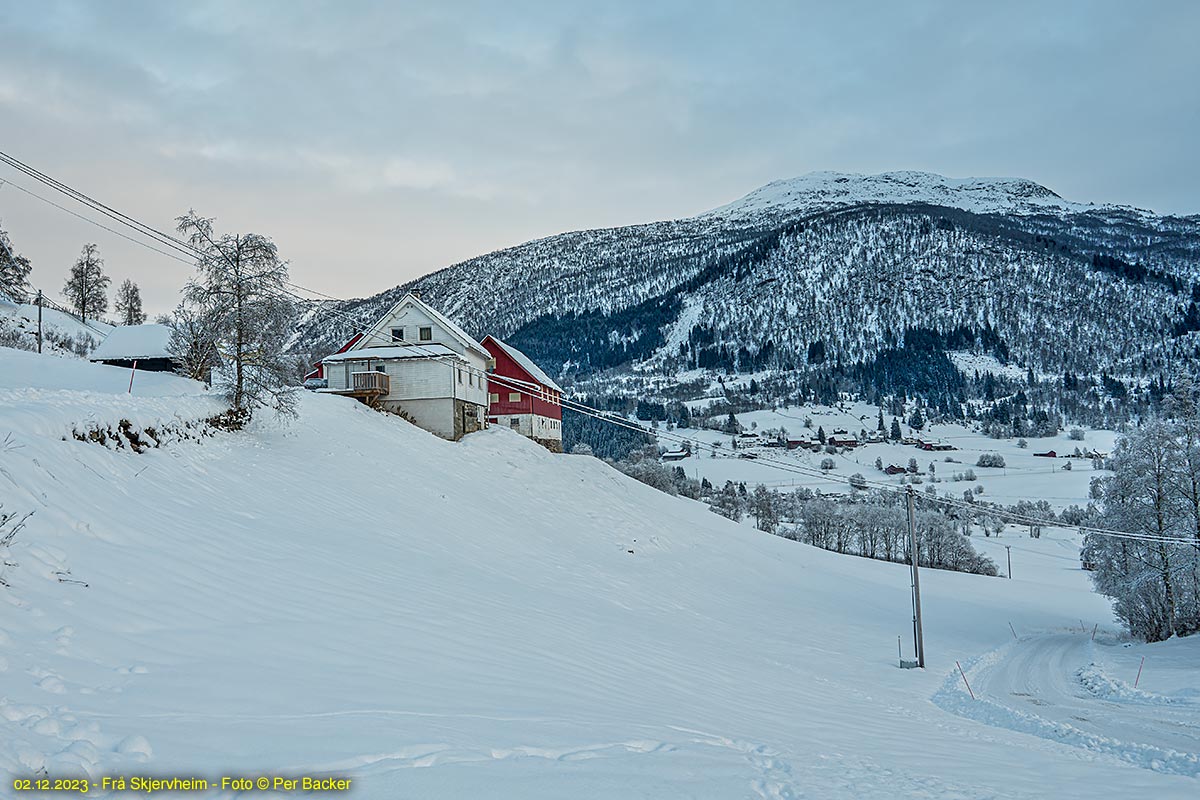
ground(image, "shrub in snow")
xmin=820 ymin=458 xmax=835 ymax=471
xmin=1069 ymin=428 xmax=1086 ymax=440
xmin=976 ymin=453 xmax=1006 ymax=468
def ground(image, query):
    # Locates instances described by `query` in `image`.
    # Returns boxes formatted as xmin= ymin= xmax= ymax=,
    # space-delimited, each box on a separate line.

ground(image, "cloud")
xmin=0 ymin=0 xmax=1197 ymax=317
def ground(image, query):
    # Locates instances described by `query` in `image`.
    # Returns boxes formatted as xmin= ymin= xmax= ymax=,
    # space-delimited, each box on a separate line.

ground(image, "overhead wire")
xmin=1 ymin=150 xmax=1193 ymax=548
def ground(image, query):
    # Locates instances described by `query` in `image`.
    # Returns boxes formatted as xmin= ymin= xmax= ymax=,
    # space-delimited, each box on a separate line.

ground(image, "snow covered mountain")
xmin=290 ymin=172 xmax=1200 ymax=394
xmin=702 ymin=170 xmax=1103 ymax=220
xmin=3 ymin=345 xmax=1197 ymax=797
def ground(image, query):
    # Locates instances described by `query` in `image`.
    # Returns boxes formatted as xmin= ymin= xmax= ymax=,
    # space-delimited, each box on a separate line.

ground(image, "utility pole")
xmin=907 ymin=485 xmax=926 ymax=668
xmin=36 ymin=289 xmax=43 ymax=353
xmin=1005 ymin=545 xmax=1012 ymax=579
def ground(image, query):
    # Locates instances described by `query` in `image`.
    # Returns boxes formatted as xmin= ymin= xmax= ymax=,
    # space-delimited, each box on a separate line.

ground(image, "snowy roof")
xmin=321 ymin=343 xmax=461 ymax=363
xmin=481 ymin=336 xmax=562 ymax=392
xmin=89 ymin=324 xmax=173 ymax=362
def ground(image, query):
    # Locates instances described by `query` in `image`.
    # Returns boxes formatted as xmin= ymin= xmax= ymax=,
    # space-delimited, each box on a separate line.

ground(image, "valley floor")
xmin=0 ymin=348 xmax=1196 ymax=798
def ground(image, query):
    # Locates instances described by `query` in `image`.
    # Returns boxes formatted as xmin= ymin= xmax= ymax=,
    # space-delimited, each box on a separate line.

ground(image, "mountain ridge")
xmin=290 ymin=171 xmax=1200 ymax=405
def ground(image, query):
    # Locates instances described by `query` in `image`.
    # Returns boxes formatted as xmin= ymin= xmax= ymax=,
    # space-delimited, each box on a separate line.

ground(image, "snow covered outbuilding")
xmin=480 ymin=335 xmax=562 ymax=452
xmin=321 ymin=293 xmax=490 ymax=441
xmin=88 ymin=324 xmax=177 ymax=373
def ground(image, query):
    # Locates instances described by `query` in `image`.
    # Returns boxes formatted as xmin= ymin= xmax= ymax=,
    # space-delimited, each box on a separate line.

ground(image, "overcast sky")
xmin=1 ymin=1 xmax=1197 ymax=314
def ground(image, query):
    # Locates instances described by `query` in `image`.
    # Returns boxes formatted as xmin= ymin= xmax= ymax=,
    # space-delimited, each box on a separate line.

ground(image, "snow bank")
xmin=0 ymin=347 xmax=223 ymax=440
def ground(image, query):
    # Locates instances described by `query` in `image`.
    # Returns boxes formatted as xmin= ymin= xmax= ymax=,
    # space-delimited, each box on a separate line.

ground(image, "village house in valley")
xmin=322 ymin=293 xmax=490 ymax=440
xmin=481 ymin=335 xmax=563 ymax=452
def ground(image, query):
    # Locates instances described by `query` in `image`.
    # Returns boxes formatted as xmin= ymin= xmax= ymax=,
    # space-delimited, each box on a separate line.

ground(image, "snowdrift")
xmin=0 ymin=347 xmax=1195 ymax=799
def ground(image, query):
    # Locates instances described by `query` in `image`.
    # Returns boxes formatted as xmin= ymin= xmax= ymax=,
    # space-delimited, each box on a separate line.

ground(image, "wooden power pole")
xmin=36 ymin=289 xmax=43 ymax=353
xmin=907 ymin=485 xmax=926 ymax=668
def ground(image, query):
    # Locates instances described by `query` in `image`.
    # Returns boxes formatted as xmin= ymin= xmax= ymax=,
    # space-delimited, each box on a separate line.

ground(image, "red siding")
xmin=481 ymin=338 xmax=562 ymax=420
xmin=306 ymin=332 xmax=365 ymax=380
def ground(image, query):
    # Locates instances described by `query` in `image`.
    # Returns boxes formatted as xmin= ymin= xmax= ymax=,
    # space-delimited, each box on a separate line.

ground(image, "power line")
xmin=0 ymin=178 xmax=198 ymax=266
xmin=1 ymin=150 xmax=1191 ymax=548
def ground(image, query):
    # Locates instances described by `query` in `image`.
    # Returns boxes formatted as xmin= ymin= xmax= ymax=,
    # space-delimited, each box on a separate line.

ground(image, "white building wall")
xmin=383 ymin=397 xmax=455 ymax=438
xmin=492 ymin=413 xmax=562 ymax=443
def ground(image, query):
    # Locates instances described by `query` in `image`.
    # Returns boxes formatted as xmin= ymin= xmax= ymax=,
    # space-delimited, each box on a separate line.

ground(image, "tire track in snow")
xmin=933 ymin=635 xmax=1200 ymax=778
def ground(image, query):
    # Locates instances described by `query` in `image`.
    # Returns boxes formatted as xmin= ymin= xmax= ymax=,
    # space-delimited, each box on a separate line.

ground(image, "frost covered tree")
xmin=749 ymin=485 xmax=779 ymax=532
xmin=164 ymin=301 xmax=221 ymax=383
xmin=175 ymin=211 xmax=297 ymax=419
xmin=711 ymin=481 xmax=743 ymax=521
xmin=0 ymin=220 xmax=32 ymax=303
xmin=63 ymin=243 xmax=110 ymax=324
xmin=114 ymin=279 xmax=146 ymax=325
xmin=1084 ymin=411 xmax=1200 ymax=641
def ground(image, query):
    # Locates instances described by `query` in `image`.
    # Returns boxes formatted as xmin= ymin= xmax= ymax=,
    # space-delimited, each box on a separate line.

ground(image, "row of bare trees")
xmin=1 ymin=221 xmax=145 ymax=326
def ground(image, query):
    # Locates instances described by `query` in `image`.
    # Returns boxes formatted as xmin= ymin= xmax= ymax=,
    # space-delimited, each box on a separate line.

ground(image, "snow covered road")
xmin=937 ymin=633 xmax=1200 ymax=777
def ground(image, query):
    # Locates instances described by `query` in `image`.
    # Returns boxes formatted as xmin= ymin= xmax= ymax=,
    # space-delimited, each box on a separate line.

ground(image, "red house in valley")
xmin=480 ymin=335 xmax=563 ymax=452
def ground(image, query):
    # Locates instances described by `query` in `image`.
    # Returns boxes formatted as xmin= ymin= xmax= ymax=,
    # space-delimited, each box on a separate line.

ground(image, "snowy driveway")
xmin=935 ymin=633 xmax=1200 ymax=777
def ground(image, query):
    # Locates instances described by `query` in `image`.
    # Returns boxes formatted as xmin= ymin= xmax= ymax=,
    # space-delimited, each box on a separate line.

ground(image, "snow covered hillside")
xmin=0 ymin=296 xmax=111 ymax=357
xmin=288 ymin=170 xmax=1200 ymax=395
xmin=1 ymin=347 xmax=1196 ymax=798
xmin=702 ymin=170 xmax=1104 ymax=221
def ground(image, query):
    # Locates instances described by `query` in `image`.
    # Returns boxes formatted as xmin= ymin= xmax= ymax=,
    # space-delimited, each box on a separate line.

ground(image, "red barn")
xmin=303 ymin=332 xmax=364 ymax=385
xmin=480 ymin=335 xmax=563 ymax=452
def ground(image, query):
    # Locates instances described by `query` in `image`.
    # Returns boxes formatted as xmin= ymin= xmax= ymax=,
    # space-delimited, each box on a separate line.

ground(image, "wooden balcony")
xmin=333 ymin=370 xmax=390 ymax=403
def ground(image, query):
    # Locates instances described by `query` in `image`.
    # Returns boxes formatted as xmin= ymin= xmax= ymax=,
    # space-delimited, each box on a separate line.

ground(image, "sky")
xmin=1 ymin=0 xmax=1198 ymax=315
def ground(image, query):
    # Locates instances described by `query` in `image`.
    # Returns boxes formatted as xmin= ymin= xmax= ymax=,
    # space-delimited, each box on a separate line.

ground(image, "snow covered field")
xmin=1 ymin=347 xmax=1196 ymax=798
xmin=668 ymin=403 xmax=1116 ymax=512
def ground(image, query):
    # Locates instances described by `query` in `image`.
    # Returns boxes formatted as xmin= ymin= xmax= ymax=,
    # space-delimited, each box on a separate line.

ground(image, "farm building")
xmin=480 ymin=335 xmax=562 ymax=452
xmin=1033 ymin=450 xmax=1057 ymax=458
xmin=89 ymin=324 xmax=177 ymax=373
xmin=321 ymin=293 xmax=490 ymax=441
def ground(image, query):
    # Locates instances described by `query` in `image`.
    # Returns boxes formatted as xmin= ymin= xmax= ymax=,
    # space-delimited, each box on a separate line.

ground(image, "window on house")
xmin=375 ymin=365 xmax=385 ymax=373
xmin=458 ymin=369 xmax=463 ymax=383
xmin=469 ymin=372 xmax=474 ymax=386
xmin=419 ymin=326 xmax=432 ymax=341
xmin=489 ymin=393 xmax=499 ymax=403
xmin=510 ymin=418 xmax=520 ymax=429
xmin=391 ymin=327 xmax=404 ymax=342
xmin=509 ymin=392 xmax=520 ymax=403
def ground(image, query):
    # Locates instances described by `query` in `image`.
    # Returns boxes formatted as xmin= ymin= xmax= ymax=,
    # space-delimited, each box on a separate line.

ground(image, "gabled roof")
xmin=356 ymin=293 xmax=488 ymax=359
xmin=481 ymin=335 xmax=562 ymax=392
xmin=89 ymin=324 xmax=173 ymax=362
xmin=322 ymin=344 xmax=460 ymax=363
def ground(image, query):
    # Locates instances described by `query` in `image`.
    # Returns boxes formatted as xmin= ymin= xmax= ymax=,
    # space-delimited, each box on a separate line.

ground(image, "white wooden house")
xmin=321 ymin=293 xmax=491 ymax=440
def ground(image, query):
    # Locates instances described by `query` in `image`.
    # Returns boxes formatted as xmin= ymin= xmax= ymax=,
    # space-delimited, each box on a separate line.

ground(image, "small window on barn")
xmin=489 ymin=393 xmax=499 ymax=403
xmin=510 ymin=418 xmax=520 ymax=429
xmin=509 ymin=392 xmax=520 ymax=403
xmin=391 ymin=327 xmax=404 ymax=342
xmin=419 ymin=326 xmax=432 ymax=341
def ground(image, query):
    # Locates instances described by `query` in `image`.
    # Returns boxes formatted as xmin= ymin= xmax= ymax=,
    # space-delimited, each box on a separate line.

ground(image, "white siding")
xmin=491 ymin=413 xmax=562 ymax=443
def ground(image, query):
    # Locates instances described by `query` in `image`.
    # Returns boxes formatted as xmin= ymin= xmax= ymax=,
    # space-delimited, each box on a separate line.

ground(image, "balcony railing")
xmin=350 ymin=370 xmax=390 ymax=395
